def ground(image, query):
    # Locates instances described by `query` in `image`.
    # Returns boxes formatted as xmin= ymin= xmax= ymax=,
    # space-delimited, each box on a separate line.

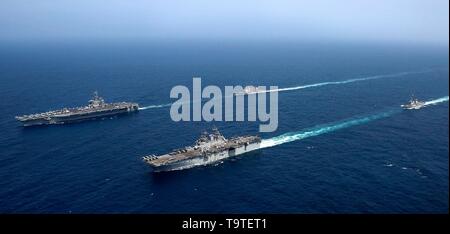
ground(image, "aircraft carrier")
xmin=143 ymin=128 xmax=261 ymax=172
xmin=15 ymin=92 xmax=139 ymax=126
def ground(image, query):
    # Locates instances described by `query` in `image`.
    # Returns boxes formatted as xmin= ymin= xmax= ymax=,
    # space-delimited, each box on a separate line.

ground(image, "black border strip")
xmin=0 ymin=214 xmax=448 ymax=232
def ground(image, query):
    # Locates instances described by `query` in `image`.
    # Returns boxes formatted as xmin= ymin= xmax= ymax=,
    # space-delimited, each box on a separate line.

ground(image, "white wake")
xmin=258 ymin=70 xmax=432 ymax=94
xmin=260 ymin=95 xmax=448 ymax=149
xmin=138 ymin=70 xmax=434 ymax=110
xmin=138 ymin=103 xmax=172 ymax=110
xmin=423 ymin=96 xmax=449 ymax=106
xmin=260 ymin=110 xmax=398 ymax=148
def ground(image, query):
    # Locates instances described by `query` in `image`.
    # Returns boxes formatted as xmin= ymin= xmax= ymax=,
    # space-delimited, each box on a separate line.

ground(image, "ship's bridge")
xmin=88 ymin=91 xmax=106 ymax=108
xmin=193 ymin=128 xmax=227 ymax=151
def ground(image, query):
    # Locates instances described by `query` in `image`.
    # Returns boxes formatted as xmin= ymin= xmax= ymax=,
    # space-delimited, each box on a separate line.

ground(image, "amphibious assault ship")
xmin=401 ymin=95 xmax=425 ymax=110
xmin=143 ymin=128 xmax=261 ymax=172
xmin=15 ymin=92 xmax=139 ymax=126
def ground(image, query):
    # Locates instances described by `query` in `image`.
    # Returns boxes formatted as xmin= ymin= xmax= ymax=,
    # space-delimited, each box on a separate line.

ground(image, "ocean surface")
xmin=0 ymin=41 xmax=448 ymax=213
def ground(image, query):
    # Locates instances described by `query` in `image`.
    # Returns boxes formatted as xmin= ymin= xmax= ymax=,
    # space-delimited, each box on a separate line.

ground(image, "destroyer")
xmin=15 ymin=92 xmax=139 ymax=126
xmin=143 ymin=128 xmax=261 ymax=172
xmin=401 ymin=95 xmax=425 ymax=110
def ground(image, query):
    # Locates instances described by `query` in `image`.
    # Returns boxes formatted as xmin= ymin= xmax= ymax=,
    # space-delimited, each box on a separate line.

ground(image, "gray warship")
xmin=401 ymin=95 xmax=425 ymax=110
xmin=15 ymin=92 xmax=139 ymax=126
xmin=234 ymin=86 xmax=262 ymax=96
xmin=143 ymin=128 xmax=261 ymax=172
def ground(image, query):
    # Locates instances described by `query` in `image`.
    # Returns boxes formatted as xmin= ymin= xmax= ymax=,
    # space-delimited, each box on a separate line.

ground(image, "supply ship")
xmin=143 ymin=128 xmax=261 ymax=172
xmin=15 ymin=92 xmax=139 ymax=126
xmin=235 ymin=86 xmax=262 ymax=95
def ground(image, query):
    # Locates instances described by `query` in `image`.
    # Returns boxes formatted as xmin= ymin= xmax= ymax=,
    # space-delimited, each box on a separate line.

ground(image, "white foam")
xmin=138 ymin=103 xmax=172 ymax=110
xmin=138 ymin=70 xmax=434 ymax=110
xmin=256 ymin=70 xmax=432 ymax=94
xmin=260 ymin=110 xmax=398 ymax=148
xmin=423 ymin=96 xmax=449 ymax=106
xmin=260 ymin=95 xmax=449 ymax=149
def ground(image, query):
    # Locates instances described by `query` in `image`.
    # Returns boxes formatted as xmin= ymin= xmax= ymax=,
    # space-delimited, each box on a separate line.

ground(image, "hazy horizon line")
xmin=0 ymin=37 xmax=448 ymax=49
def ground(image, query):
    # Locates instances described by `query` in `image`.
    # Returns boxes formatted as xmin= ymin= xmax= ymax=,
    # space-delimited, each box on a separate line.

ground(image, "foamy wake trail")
xmin=260 ymin=95 xmax=449 ymax=149
xmin=260 ymin=110 xmax=399 ymax=148
xmin=138 ymin=103 xmax=172 ymax=110
xmin=138 ymin=99 xmax=203 ymax=110
xmin=424 ymin=96 xmax=449 ymax=106
xmin=138 ymin=69 xmax=436 ymax=110
xmin=260 ymin=70 xmax=431 ymax=94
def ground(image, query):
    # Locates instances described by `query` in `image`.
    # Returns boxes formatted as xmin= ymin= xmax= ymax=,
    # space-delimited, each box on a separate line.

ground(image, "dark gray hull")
xmin=149 ymin=141 xmax=261 ymax=172
xmin=18 ymin=106 xmax=138 ymax=126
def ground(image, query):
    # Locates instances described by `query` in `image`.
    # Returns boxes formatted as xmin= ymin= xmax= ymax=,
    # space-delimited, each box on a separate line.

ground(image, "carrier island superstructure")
xmin=15 ymin=92 xmax=139 ymax=126
xmin=143 ymin=128 xmax=261 ymax=172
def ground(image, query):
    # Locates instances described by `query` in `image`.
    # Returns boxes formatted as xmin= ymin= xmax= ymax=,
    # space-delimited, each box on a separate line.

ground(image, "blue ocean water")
xmin=0 ymin=41 xmax=448 ymax=213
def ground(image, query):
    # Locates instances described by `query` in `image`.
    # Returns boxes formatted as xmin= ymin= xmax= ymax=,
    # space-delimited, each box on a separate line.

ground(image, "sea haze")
xmin=0 ymin=41 xmax=448 ymax=213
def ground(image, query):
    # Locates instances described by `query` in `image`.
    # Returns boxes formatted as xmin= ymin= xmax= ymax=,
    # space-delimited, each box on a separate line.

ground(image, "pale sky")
xmin=0 ymin=0 xmax=448 ymax=45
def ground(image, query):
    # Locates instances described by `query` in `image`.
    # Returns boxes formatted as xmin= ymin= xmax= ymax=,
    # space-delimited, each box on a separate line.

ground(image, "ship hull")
xmin=401 ymin=105 xmax=425 ymax=110
xmin=150 ymin=142 xmax=261 ymax=172
xmin=18 ymin=106 xmax=138 ymax=127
